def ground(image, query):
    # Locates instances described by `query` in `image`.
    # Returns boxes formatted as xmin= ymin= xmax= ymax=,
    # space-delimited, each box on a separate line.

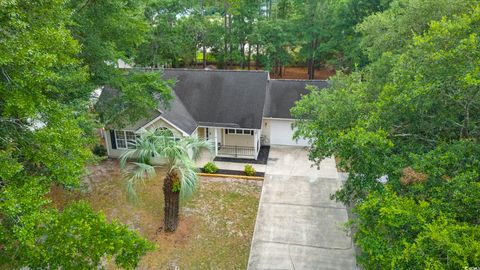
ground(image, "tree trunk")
xmin=201 ymin=0 xmax=207 ymax=69
xmin=228 ymin=13 xmax=232 ymax=69
xmin=163 ymin=172 xmax=180 ymax=232
xmin=309 ymin=38 xmax=318 ymax=80
xmin=247 ymin=44 xmax=252 ymax=70
xmin=223 ymin=2 xmax=228 ymax=69
xmin=203 ymin=46 xmax=207 ymax=68
xmin=255 ymin=44 xmax=260 ymax=70
xmin=193 ymin=51 xmax=197 ymax=68
xmin=240 ymin=43 xmax=245 ymax=69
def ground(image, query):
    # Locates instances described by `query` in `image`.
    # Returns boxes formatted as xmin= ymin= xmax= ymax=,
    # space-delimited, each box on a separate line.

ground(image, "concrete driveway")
xmin=248 ymin=146 xmax=357 ymax=270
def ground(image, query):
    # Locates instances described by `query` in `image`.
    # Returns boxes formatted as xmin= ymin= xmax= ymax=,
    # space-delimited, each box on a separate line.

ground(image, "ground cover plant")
xmin=203 ymin=162 xmax=219 ymax=174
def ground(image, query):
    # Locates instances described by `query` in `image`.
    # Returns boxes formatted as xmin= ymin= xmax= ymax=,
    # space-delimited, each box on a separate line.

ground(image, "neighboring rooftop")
xmin=264 ymin=79 xmax=328 ymax=119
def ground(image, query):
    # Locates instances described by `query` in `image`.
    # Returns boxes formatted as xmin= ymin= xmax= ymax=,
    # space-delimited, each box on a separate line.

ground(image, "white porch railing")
xmin=217 ymin=145 xmax=255 ymax=158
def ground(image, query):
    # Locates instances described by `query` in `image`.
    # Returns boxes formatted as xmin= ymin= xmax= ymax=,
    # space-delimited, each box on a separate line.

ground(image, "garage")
xmin=268 ymin=119 xmax=308 ymax=146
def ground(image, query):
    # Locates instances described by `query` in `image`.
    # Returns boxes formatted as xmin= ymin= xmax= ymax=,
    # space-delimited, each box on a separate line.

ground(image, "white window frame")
xmin=115 ymin=130 xmax=139 ymax=149
xmin=226 ymin=128 xmax=254 ymax=136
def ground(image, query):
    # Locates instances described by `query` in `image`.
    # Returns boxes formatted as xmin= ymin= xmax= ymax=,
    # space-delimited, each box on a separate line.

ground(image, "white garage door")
xmin=269 ymin=120 xmax=308 ymax=146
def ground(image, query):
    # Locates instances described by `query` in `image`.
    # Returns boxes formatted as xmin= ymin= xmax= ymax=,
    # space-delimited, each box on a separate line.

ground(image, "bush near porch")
xmin=49 ymin=159 xmax=261 ymax=269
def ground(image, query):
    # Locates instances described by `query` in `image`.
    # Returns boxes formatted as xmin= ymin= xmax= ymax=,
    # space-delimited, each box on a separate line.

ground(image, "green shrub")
xmin=244 ymin=164 xmax=256 ymax=176
xmin=203 ymin=162 xmax=219 ymax=174
xmin=92 ymin=144 xmax=107 ymax=157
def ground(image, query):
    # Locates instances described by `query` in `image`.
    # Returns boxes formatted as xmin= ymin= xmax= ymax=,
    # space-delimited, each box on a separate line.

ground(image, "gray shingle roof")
xmin=163 ymin=69 xmax=269 ymax=129
xmin=264 ymin=79 xmax=328 ymax=119
xmin=97 ymin=87 xmax=196 ymax=134
xmin=97 ymin=70 xmax=327 ymax=134
xmin=159 ymin=90 xmax=198 ymax=135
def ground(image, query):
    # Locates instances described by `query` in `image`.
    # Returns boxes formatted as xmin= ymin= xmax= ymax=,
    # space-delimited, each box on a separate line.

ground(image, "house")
xmin=99 ymin=69 xmax=328 ymax=160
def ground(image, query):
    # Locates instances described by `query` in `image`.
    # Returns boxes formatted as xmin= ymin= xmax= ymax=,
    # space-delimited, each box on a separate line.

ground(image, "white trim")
xmin=136 ymin=114 xmax=163 ymax=132
xmin=225 ymin=128 xmax=254 ymax=136
xmin=253 ymin=130 xmax=258 ymax=160
xmin=102 ymin=128 xmax=110 ymax=156
xmin=262 ymin=117 xmax=295 ymax=121
xmin=135 ymin=112 xmax=191 ymax=137
xmin=191 ymin=126 xmax=199 ymax=136
xmin=114 ymin=129 xmax=138 ymax=150
xmin=214 ymin=128 xmax=218 ymax=156
xmin=158 ymin=116 xmax=190 ymax=137
xmin=198 ymin=125 xmax=261 ymax=131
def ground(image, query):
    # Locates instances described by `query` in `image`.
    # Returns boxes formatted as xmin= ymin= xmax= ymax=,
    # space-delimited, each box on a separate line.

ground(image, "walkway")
xmin=248 ymin=146 xmax=357 ymax=269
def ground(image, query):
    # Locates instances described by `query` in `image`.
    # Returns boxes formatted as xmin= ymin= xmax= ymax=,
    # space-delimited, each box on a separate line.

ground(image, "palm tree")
xmin=120 ymin=129 xmax=212 ymax=232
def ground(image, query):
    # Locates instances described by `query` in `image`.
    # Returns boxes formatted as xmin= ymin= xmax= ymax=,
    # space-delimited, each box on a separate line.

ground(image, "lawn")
xmin=49 ymin=159 xmax=261 ymax=269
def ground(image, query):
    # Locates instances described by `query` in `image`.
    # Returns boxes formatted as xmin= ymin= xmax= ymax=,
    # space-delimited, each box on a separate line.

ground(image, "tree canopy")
xmin=134 ymin=0 xmax=394 ymax=75
xmin=0 ymin=0 xmax=166 ymax=268
xmin=292 ymin=0 xmax=480 ymax=268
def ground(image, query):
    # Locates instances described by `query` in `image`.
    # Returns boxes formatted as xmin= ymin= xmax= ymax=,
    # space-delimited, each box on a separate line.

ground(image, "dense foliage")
xmin=0 ymin=0 xmax=170 ymax=268
xmin=135 ymin=0 xmax=393 ymax=75
xmin=293 ymin=0 xmax=480 ymax=268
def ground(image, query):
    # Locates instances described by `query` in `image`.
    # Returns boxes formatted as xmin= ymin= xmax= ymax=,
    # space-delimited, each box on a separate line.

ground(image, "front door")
xmin=205 ymin=128 xmax=223 ymax=146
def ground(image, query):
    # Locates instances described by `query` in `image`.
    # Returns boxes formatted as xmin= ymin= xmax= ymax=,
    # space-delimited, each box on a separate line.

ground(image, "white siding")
xmin=224 ymin=131 xmax=254 ymax=147
xmin=105 ymin=118 xmax=186 ymax=158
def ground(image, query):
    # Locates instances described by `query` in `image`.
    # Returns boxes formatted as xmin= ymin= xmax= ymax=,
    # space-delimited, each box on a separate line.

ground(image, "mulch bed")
xmin=213 ymin=146 xmax=270 ymax=165
xmin=199 ymin=168 xmax=265 ymax=178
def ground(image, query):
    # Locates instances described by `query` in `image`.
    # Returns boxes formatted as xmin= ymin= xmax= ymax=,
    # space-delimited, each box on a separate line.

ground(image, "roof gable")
xmin=264 ymin=80 xmax=328 ymax=119
xmin=163 ymin=69 xmax=269 ymax=129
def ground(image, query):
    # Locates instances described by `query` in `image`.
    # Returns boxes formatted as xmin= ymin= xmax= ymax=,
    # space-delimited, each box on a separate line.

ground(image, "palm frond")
xmin=120 ymin=130 xmax=210 ymax=202
xmin=181 ymin=136 xmax=214 ymax=161
xmin=123 ymin=162 xmax=157 ymax=202
xmin=172 ymin=159 xmax=199 ymax=200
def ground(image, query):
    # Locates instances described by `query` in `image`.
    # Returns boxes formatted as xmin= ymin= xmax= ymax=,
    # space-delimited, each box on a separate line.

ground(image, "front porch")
xmin=196 ymin=148 xmax=267 ymax=174
xmin=197 ymin=127 xmax=261 ymax=160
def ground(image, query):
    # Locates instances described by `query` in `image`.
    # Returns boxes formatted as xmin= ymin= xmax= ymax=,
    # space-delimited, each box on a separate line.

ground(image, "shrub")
xmin=203 ymin=162 xmax=219 ymax=174
xmin=244 ymin=164 xmax=256 ymax=176
xmin=92 ymin=144 xmax=107 ymax=157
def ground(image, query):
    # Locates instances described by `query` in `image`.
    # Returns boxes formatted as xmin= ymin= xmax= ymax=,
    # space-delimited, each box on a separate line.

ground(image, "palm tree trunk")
xmin=163 ymin=173 xmax=180 ymax=232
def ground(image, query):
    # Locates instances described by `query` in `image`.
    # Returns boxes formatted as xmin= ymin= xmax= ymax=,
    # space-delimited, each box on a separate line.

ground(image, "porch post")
xmin=214 ymin=128 xmax=218 ymax=156
xmin=254 ymin=130 xmax=258 ymax=160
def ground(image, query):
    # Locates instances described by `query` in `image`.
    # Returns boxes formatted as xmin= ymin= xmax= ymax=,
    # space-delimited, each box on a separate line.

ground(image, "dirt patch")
xmin=48 ymin=159 xmax=261 ymax=269
xmin=335 ymin=156 xmax=347 ymax=173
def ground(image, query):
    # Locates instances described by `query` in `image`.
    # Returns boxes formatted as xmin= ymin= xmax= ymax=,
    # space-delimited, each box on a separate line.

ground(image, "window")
xmin=115 ymin=130 xmax=138 ymax=149
xmin=156 ymin=127 xmax=174 ymax=137
xmin=126 ymin=131 xmax=137 ymax=149
xmin=225 ymin=129 xmax=254 ymax=135
xmin=156 ymin=127 xmax=179 ymax=141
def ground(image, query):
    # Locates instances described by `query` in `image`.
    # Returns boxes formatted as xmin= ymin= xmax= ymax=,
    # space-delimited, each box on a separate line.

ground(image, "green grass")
xmin=49 ymin=160 xmax=261 ymax=269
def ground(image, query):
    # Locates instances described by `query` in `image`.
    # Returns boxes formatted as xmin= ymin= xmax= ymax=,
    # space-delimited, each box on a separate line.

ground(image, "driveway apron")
xmin=248 ymin=146 xmax=357 ymax=270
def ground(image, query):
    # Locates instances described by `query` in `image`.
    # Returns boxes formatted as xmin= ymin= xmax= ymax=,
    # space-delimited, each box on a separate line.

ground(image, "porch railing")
xmin=217 ymin=145 xmax=255 ymax=157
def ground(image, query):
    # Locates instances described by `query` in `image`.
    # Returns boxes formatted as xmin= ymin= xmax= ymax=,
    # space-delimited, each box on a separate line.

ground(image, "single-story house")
xmin=99 ymin=69 xmax=328 ymax=160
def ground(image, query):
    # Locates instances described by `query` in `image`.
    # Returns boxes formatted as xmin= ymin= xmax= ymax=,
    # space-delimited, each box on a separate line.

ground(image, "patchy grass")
xmin=49 ymin=159 xmax=261 ymax=269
